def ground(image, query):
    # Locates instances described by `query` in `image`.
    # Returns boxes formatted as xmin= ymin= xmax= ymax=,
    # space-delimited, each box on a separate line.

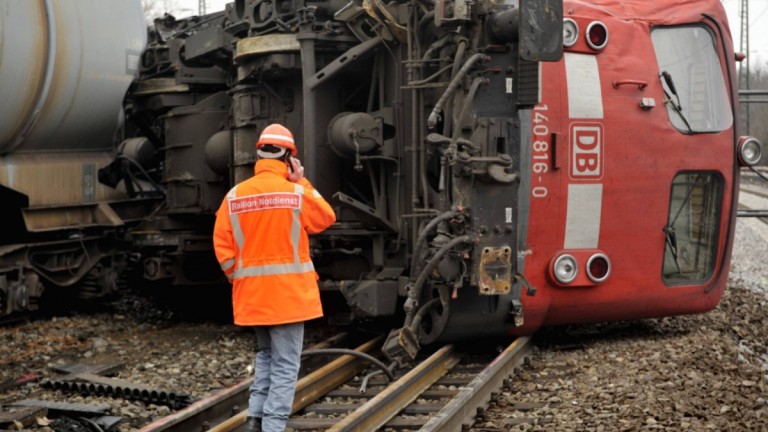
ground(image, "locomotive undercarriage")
xmin=0 ymin=0 xmax=748 ymax=377
xmin=90 ymin=0 xmax=561 ymax=360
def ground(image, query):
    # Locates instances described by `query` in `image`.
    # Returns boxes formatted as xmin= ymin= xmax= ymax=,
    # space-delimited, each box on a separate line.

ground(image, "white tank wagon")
xmin=0 ymin=0 xmax=148 ymax=317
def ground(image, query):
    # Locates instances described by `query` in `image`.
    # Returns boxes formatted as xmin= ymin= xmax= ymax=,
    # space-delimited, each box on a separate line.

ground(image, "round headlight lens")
xmin=586 ymin=254 xmax=611 ymax=283
xmin=739 ymin=137 xmax=763 ymax=166
xmin=563 ymin=18 xmax=579 ymax=48
xmin=553 ymin=254 xmax=578 ymax=284
xmin=586 ymin=21 xmax=609 ymax=50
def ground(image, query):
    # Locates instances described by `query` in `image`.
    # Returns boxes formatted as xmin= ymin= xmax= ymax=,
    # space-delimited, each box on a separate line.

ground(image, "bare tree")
xmin=141 ymin=0 xmax=191 ymax=23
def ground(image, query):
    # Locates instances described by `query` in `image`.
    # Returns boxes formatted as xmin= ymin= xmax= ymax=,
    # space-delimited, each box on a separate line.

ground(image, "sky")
xmin=176 ymin=0 xmax=229 ymax=16
xmin=166 ymin=0 xmax=766 ymax=66
xmin=722 ymin=0 xmax=768 ymax=66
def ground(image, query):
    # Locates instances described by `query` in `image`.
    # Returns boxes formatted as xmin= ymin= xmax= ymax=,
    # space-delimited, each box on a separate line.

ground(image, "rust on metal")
xmin=234 ymin=34 xmax=301 ymax=61
xmin=204 ymin=336 xmax=382 ymax=432
xmin=328 ymin=344 xmax=460 ymax=432
xmin=478 ymin=246 xmax=513 ymax=295
xmin=420 ymin=336 xmax=533 ymax=431
xmin=22 ymin=202 xmax=125 ymax=232
xmin=133 ymin=78 xmax=191 ymax=96
xmin=0 ymin=405 xmax=46 ymax=429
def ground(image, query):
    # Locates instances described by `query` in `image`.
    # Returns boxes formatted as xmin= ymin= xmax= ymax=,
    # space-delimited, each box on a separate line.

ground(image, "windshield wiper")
xmin=660 ymin=70 xmax=693 ymax=133
xmin=663 ymin=225 xmax=682 ymax=274
xmin=663 ymin=174 xmax=703 ymax=274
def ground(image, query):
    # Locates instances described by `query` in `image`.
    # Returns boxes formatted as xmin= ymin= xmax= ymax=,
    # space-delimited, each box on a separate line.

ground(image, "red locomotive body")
xmin=522 ymin=0 xmax=739 ymax=331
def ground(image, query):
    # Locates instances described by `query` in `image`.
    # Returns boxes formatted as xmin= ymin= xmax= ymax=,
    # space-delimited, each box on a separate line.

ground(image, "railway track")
xmin=738 ymin=164 xmax=768 ymax=218
xmin=4 ymin=172 xmax=768 ymax=430
xmin=738 ymin=184 xmax=768 ymax=222
xmin=138 ymin=336 xmax=533 ymax=432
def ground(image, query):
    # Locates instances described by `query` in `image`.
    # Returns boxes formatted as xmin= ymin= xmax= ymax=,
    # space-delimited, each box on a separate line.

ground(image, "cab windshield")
xmin=651 ymin=26 xmax=732 ymax=133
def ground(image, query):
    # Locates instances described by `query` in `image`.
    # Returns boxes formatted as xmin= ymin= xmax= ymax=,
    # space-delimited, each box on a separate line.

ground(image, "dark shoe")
xmin=244 ymin=416 xmax=262 ymax=432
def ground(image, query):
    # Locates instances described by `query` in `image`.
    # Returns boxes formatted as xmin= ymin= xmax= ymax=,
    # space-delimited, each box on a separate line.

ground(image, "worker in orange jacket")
xmin=213 ymin=123 xmax=336 ymax=432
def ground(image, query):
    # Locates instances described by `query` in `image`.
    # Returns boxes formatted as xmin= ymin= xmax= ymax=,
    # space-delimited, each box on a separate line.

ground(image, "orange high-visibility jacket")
xmin=213 ymin=159 xmax=336 ymax=326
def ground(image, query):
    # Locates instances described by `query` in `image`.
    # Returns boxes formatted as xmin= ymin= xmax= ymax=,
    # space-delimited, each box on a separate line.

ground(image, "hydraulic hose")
xmin=409 ymin=297 xmax=442 ymax=331
xmin=409 ymin=209 xmax=461 ymax=277
xmin=301 ymin=349 xmax=395 ymax=381
xmin=442 ymin=38 xmax=468 ymax=137
xmin=451 ymin=77 xmax=486 ymax=141
xmin=427 ymin=53 xmax=489 ymax=129
xmin=405 ymin=234 xmax=473 ymax=327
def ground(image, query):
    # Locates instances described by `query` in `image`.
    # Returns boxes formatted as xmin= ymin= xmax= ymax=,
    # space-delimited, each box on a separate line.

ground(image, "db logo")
xmin=570 ymin=123 xmax=603 ymax=179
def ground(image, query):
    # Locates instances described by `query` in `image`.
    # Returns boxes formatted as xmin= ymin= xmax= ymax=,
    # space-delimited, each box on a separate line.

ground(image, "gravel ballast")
xmin=480 ymin=215 xmax=768 ymax=431
xmin=2 ymin=187 xmax=767 ymax=431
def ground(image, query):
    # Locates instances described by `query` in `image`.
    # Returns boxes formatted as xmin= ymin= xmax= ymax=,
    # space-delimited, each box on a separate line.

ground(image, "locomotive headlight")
xmin=586 ymin=21 xmax=609 ymax=50
xmin=553 ymin=254 xmax=578 ymax=284
xmin=563 ymin=18 xmax=579 ymax=48
xmin=586 ymin=253 xmax=611 ymax=283
xmin=738 ymin=136 xmax=763 ymax=167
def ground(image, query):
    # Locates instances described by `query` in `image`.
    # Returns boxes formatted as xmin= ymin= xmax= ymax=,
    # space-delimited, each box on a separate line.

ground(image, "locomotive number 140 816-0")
xmin=531 ymin=104 xmax=550 ymax=198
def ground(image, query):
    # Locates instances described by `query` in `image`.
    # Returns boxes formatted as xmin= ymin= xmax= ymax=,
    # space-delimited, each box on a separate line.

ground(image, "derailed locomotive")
xmin=1 ymin=0 xmax=761 ymax=361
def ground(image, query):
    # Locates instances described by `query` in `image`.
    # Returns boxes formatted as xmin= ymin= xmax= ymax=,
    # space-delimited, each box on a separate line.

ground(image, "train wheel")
xmin=417 ymin=283 xmax=450 ymax=345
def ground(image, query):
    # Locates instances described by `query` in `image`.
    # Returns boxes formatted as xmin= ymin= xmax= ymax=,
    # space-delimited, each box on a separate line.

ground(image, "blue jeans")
xmin=248 ymin=322 xmax=304 ymax=432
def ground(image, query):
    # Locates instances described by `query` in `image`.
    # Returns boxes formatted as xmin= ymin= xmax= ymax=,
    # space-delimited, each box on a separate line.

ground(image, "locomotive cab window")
xmin=651 ymin=26 xmax=732 ymax=133
xmin=662 ymin=172 xmax=723 ymax=284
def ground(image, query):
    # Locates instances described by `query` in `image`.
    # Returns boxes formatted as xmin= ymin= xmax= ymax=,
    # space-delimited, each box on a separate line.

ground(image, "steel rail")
xmin=327 ymin=344 xmax=461 ymax=432
xmin=208 ymin=336 xmax=382 ymax=432
xmin=738 ymin=208 xmax=768 ymax=217
xmin=136 ymin=379 xmax=249 ymax=432
xmin=419 ymin=336 xmax=533 ymax=432
xmin=738 ymin=187 xmax=768 ymax=218
xmin=137 ymin=332 xmax=357 ymax=432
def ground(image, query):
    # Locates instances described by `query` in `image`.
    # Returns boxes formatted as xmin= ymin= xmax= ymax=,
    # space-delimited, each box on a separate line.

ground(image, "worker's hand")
xmin=288 ymin=157 xmax=304 ymax=182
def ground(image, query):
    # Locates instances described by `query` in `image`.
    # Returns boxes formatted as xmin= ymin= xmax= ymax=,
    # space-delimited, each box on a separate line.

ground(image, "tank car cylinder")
xmin=488 ymin=8 xmax=520 ymax=43
xmin=0 ymin=0 xmax=146 ymax=153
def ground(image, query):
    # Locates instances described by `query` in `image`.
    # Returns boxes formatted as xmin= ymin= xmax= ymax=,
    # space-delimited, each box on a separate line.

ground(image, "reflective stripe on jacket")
xmin=213 ymin=159 xmax=336 ymax=325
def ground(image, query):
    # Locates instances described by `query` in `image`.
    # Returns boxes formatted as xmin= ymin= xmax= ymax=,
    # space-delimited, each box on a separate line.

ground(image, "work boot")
xmin=244 ymin=416 xmax=262 ymax=432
